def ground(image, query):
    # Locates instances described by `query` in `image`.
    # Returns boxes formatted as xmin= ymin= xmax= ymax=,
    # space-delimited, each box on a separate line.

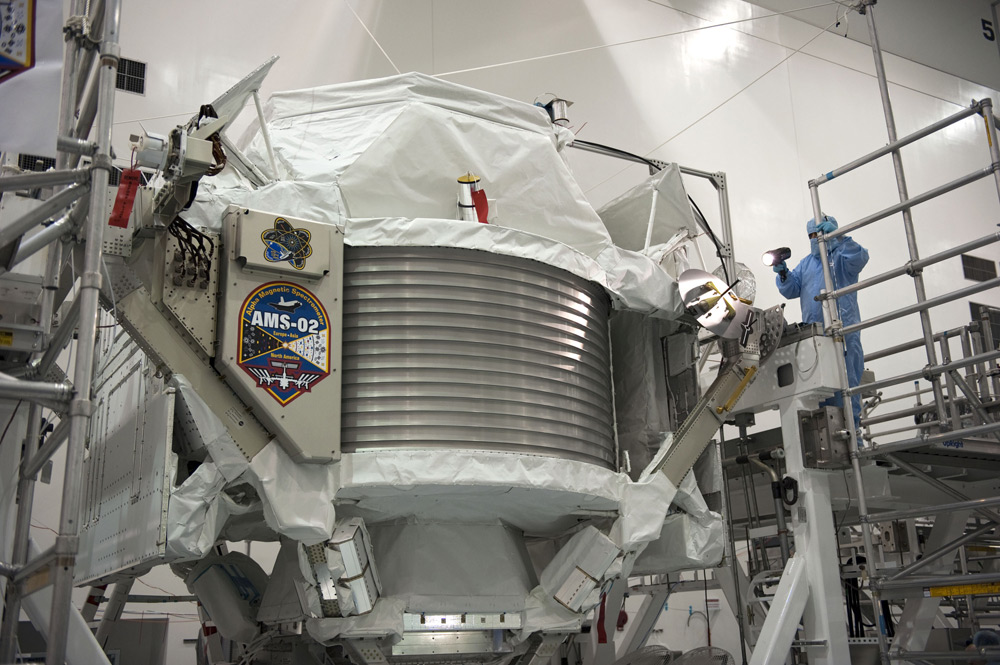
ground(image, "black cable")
xmin=0 ymin=400 xmax=23 ymax=446
xmin=571 ymin=139 xmax=661 ymax=170
xmin=837 ymin=468 xmax=857 ymax=636
xmin=688 ymin=195 xmax=731 ymax=283
xmin=881 ymin=599 xmax=895 ymax=638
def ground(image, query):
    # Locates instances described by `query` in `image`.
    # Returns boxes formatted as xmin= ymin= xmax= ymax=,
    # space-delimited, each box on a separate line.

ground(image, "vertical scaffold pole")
xmin=44 ymin=0 xmax=120 ymax=662
xmin=862 ymin=0 xmax=949 ymax=428
xmin=810 ymin=183 xmax=890 ymax=665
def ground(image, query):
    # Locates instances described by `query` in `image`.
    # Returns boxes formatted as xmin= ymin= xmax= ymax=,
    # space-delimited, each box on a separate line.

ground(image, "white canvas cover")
xmin=597 ymin=164 xmax=698 ymax=253
xmin=185 ymin=72 xmax=684 ymax=319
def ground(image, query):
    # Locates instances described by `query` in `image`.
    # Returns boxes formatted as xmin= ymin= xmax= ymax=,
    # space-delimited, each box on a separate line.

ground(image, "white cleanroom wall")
xmin=17 ymin=1 xmax=1000 ymax=663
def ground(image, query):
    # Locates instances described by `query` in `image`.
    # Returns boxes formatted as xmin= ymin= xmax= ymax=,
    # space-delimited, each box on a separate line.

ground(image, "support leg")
xmin=892 ymin=511 xmax=972 ymax=653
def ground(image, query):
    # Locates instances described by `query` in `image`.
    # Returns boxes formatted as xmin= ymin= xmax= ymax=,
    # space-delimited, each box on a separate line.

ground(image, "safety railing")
xmin=801 ymin=4 xmax=1000 ymax=664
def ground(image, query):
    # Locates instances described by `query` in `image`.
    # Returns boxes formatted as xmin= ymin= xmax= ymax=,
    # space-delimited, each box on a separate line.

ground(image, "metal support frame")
xmin=620 ymin=586 xmax=670 ymax=654
xmin=858 ymin=421 xmax=1000 ymax=458
xmin=881 ymin=454 xmax=1000 ymax=524
xmin=879 ymin=570 xmax=1000 ymax=592
xmin=0 ymin=168 xmax=90 ymax=192
xmin=885 ymin=522 xmax=995 ymax=582
xmin=0 ymin=183 xmax=89 ymax=250
xmin=565 ymin=140 xmax=736 ymax=282
xmin=890 ymin=650 xmax=1000 ymax=662
xmin=743 ymin=389 xmax=851 ymax=664
xmin=795 ymin=4 xmax=1000 ymax=662
xmin=94 ymin=578 xmax=133 ymax=648
xmin=844 ymin=495 xmax=1000 ymax=526
xmin=0 ymin=0 xmax=121 ymax=662
xmin=889 ymin=511 xmax=972 ymax=653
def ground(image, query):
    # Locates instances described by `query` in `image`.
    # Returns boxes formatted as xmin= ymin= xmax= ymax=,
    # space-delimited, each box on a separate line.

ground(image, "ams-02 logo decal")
xmin=238 ymin=282 xmax=329 ymax=406
xmin=262 ymin=217 xmax=313 ymax=270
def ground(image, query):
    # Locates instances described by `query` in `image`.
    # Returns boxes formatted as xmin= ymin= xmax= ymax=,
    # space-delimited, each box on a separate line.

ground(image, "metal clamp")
xmin=89 ymin=153 xmax=113 ymax=173
xmin=53 ymin=535 xmax=79 ymax=556
xmin=63 ymin=15 xmax=86 ymax=39
xmin=68 ymin=398 xmax=94 ymax=417
xmin=80 ymin=270 xmax=104 ymax=291
xmin=100 ymin=42 xmax=121 ymax=63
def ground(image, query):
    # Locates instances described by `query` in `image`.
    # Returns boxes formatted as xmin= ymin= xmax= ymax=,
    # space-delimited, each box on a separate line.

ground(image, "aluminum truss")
xmin=0 ymin=1 xmax=121 ymax=664
xmin=806 ymin=2 xmax=1000 ymax=663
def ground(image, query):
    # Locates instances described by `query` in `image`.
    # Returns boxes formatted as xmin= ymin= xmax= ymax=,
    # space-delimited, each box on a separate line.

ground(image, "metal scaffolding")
xmin=806 ymin=2 xmax=1000 ymax=663
xmin=0 ymin=0 xmax=120 ymax=663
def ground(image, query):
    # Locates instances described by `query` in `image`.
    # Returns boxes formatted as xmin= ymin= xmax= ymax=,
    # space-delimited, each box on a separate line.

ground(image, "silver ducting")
xmin=341 ymin=246 xmax=615 ymax=468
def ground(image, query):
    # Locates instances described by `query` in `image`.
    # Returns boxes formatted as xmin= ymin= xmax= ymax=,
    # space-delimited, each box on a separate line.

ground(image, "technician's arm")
xmin=835 ymin=236 xmax=869 ymax=278
xmin=775 ymin=262 xmax=802 ymax=299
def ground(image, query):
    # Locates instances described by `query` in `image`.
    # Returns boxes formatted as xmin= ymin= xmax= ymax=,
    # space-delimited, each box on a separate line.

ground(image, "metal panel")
xmin=76 ymin=339 xmax=174 ymax=585
xmin=402 ymin=613 xmax=522 ymax=632
xmin=342 ymin=246 xmax=614 ymax=468
xmin=216 ymin=206 xmax=344 ymax=463
xmin=158 ymin=232 xmax=220 ymax=358
xmin=392 ymin=631 xmax=497 ymax=656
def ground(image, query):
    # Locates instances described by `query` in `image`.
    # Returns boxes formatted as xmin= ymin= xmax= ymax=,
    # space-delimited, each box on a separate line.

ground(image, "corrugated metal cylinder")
xmin=341 ymin=246 xmax=615 ymax=468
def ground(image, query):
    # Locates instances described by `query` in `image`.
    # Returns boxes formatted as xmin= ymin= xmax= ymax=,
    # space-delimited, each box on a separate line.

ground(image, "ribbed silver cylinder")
xmin=342 ymin=246 xmax=615 ymax=468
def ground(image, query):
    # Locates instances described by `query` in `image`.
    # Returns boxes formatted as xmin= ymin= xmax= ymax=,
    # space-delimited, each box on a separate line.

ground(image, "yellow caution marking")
xmin=925 ymin=581 xmax=1000 ymax=598
xmin=717 ymin=366 xmax=757 ymax=414
xmin=0 ymin=330 xmax=12 ymax=347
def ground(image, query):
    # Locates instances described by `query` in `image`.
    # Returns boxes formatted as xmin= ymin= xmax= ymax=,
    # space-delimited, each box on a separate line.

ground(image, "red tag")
xmin=596 ymin=592 xmax=608 ymax=643
xmin=471 ymin=188 xmax=489 ymax=224
xmin=108 ymin=169 xmax=142 ymax=228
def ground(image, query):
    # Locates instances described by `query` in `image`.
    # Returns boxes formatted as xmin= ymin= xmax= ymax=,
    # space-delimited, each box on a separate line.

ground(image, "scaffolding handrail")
xmin=841 ymin=277 xmax=1000 ymax=336
xmin=865 ymin=326 xmax=968 ymax=363
xmin=0 ymin=168 xmax=91 ymax=192
xmin=827 ymin=166 xmax=995 ymax=242
xmin=809 ymin=100 xmax=989 ymax=189
xmin=858 ymin=420 xmax=1000 ymax=458
xmin=845 ymin=349 xmax=1000 ymax=397
xmin=821 ymin=231 xmax=1000 ymax=302
xmin=845 ymin=492 xmax=1000 ymax=525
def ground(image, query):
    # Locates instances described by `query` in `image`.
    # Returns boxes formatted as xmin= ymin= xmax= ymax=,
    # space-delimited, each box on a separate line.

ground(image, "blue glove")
xmin=772 ymin=261 xmax=787 ymax=274
xmin=816 ymin=220 xmax=837 ymax=234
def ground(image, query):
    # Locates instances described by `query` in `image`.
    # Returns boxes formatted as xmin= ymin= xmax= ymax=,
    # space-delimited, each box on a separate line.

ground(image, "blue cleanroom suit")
xmin=774 ymin=216 xmax=869 ymax=425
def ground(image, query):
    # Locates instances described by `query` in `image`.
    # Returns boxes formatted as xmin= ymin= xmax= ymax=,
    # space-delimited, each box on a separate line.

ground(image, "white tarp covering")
xmin=170 ymin=375 xmax=250 ymax=482
xmin=610 ymin=312 xmax=677 ymax=477
xmin=597 ymin=164 xmax=698 ymax=253
xmin=368 ymin=520 xmax=535 ymax=613
xmin=248 ymin=441 xmax=338 ymax=546
xmin=165 ymin=459 xmax=229 ymax=559
xmin=632 ymin=472 xmax=725 ymax=574
xmin=186 ymin=72 xmax=683 ymax=319
xmin=306 ymin=597 xmax=408 ymax=645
